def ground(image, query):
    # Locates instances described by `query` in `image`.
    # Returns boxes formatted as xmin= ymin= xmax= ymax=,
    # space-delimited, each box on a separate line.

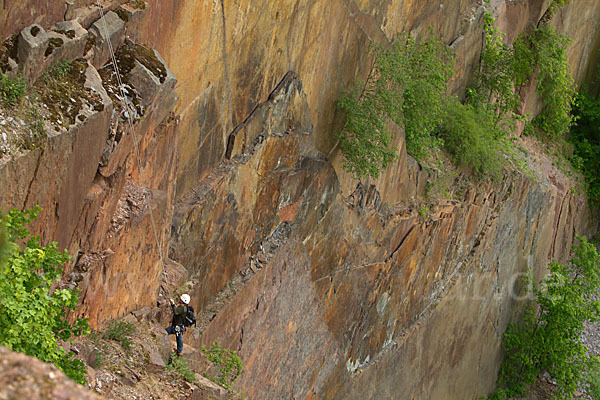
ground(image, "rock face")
xmin=0 ymin=10 xmax=178 ymax=328
xmin=175 ymin=70 xmax=594 ymax=399
xmin=0 ymin=346 xmax=100 ymax=399
xmin=0 ymin=0 xmax=599 ymax=399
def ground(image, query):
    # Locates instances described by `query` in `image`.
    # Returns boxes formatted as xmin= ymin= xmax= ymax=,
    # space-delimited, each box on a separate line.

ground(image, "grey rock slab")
xmin=17 ymin=24 xmax=49 ymax=83
xmin=89 ymin=11 xmax=125 ymax=69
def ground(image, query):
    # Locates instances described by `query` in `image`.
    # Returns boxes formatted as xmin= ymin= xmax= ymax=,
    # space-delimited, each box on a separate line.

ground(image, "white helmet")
xmin=180 ymin=293 xmax=191 ymax=305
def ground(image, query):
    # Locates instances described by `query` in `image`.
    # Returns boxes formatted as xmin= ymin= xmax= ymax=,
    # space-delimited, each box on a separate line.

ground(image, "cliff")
xmin=1 ymin=0 xmax=599 ymax=399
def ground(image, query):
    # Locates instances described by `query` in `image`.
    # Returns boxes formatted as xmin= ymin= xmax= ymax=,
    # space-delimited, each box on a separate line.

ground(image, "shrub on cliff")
xmin=522 ymin=27 xmax=575 ymax=137
xmin=336 ymin=31 xmax=454 ymax=179
xmin=202 ymin=342 xmax=243 ymax=389
xmin=491 ymin=236 xmax=600 ymax=399
xmin=438 ymin=98 xmax=505 ymax=180
xmin=0 ymin=207 xmax=90 ymax=384
xmin=569 ymin=88 xmax=600 ymax=208
xmin=0 ymin=73 xmax=26 ymax=106
xmin=473 ymin=14 xmax=575 ymax=138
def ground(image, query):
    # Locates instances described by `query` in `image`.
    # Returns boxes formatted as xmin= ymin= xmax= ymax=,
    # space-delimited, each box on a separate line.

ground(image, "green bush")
xmin=0 ymin=73 xmax=26 ymax=106
xmin=0 ymin=207 xmax=90 ymax=384
xmin=516 ymin=26 xmax=575 ymax=137
xmin=474 ymin=12 xmax=523 ymax=124
xmin=201 ymin=342 xmax=243 ymax=390
xmin=0 ymin=215 xmax=7 ymax=263
xmin=586 ymin=357 xmax=600 ymax=400
xmin=546 ymin=0 xmax=574 ymax=20
xmin=473 ymin=15 xmax=575 ymax=139
xmin=101 ymin=319 xmax=136 ymax=351
xmin=438 ymin=98 xmax=505 ymax=180
xmin=167 ymin=353 xmax=197 ymax=383
xmin=569 ymin=88 xmax=600 ymax=207
xmin=493 ymin=236 xmax=600 ymax=399
xmin=336 ymin=31 xmax=454 ymax=178
xmin=336 ymin=87 xmax=398 ymax=179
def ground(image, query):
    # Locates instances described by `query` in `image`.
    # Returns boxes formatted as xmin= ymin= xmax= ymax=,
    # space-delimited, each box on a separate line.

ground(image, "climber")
xmin=165 ymin=293 xmax=191 ymax=356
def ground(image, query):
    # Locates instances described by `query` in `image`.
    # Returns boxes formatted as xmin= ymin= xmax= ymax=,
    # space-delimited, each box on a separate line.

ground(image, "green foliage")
xmin=44 ymin=59 xmax=72 ymax=81
xmin=0 ymin=215 xmax=8 ymax=264
xmin=390 ymin=33 xmax=455 ymax=158
xmin=201 ymin=342 xmax=243 ymax=390
xmin=418 ymin=204 xmax=430 ymax=219
xmin=167 ymin=353 xmax=197 ymax=383
xmin=474 ymin=15 xmax=574 ymax=138
xmin=493 ymin=236 xmax=600 ymax=399
xmin=336 ymin=31 xmax=454 ymax=178
xmin=0 ymin=207 xmax=90 ymax=384
xmin=547 ymin=0 xmax=574 ymax=17
xmin=0 ymin=73 xmax=26 ymax=106
xmin=438 ymin=98 xmax=506 ymax=180
xmin=516 ymin=26 xmax=575 ymax=137
xmin=586 ymin=357 xmax=600 ymax=399
xmin=101 ymin=319 xmax=136 ymax=351
xmin=474 ymin=12 xmax=522 ymax=124
xmin=336 ymin=86 xmax=398 ymax=179
xmin=568 ymin=88 xmax=600 ymax=207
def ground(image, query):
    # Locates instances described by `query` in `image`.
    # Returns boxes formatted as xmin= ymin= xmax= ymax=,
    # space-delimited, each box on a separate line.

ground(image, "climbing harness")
xmin=95 ymin=1 xmax=165 ymax=266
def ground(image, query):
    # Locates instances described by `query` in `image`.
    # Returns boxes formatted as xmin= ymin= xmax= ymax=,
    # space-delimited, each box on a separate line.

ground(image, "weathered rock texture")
xmin=0 ymin=10 xmax=178 ymax=328
xmin=173 ymin=70 xmax=594 ymax=399
xmin=0 ymin=346 xmax=100 ymax=399
xmin=1 ymin=0 xmax=600 ymax=399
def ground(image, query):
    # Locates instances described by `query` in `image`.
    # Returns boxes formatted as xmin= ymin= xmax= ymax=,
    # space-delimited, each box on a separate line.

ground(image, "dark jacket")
xmin=171 ymin=304 xmax=187 ymax=327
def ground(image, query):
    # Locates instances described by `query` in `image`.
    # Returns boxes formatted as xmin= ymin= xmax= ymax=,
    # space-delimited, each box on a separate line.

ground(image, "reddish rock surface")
xmin=0 ymin=0 xmax=599 ymax=399
xmin=167 ymin=69 xmax=593 ymax=399
xmin=0 ymin=346 xmax=100 ymax=399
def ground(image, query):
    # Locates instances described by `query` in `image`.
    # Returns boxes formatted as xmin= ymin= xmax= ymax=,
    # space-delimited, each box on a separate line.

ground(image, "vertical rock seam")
xmin=220 ymin=0 xmax=232 ymax=155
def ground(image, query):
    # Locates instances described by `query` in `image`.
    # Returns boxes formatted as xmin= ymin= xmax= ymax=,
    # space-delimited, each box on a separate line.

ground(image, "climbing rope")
xmin=95 ymin=1 xmax=165 ymax=266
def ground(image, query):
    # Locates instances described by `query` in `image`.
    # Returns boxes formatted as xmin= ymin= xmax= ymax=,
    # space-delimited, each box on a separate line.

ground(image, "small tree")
xmin=201 ymin=342 xmax=243 ymax=389
xmin=0 ymin=207 xmax=90 ymax=384
xmin=336 ymin=31 xmax=454 ymax=179
xmin=494 ymin=236 xmax=600 ymax=399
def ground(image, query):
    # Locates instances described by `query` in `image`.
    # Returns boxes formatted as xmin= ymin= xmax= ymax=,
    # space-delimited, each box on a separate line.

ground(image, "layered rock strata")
xmin=0 ymin=0 xmax=599 ymax=398
xmin=173 ymin=72 xmax=593 ymax=399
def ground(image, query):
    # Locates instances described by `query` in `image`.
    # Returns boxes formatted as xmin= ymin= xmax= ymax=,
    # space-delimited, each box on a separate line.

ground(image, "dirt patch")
xmin=34 ymin=59 xmax=104 ymax=130
xmin=53 ymin=29 xmax=76 ymax=39
xmin=0 ymin=102 xmax=45 ymax=162
xmin=0 ymin=35 xmax=19 ymax=72
xmin=44 ymin=37 xmax=64 ymax=57
xmin=84 ymin=36 xmax=96 ymax=56
xmin=114 ymin=8 xmax=130 ymax=22
xmin=77 ymin=320 xmax=195 ymax=400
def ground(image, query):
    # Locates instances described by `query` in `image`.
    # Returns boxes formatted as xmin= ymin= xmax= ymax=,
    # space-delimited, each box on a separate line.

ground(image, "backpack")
xmin=184 ymin=305 xmax=196 ymax=327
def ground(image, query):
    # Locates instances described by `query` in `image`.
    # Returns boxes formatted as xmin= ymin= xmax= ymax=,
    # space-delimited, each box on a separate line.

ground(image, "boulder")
xmin=187 ymin=374 xmax=229 ymax=400
xmin=46 ymin=19 xmax=89 ymax=65
xmin=0 ymin=346 xmax=100 ymax=399
xmin=89 ymin=11 xmax=125 ymax=69
xmin=150 ymin=325 xmax=173 ymax=363
xmin=17 ymin=24 xmax=49 ymax=83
